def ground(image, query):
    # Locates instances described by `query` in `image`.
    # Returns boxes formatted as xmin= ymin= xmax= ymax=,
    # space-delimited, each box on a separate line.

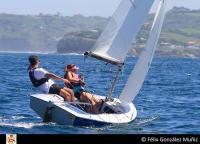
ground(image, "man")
xmin=28 ymin=55 xmax=75 ymax=102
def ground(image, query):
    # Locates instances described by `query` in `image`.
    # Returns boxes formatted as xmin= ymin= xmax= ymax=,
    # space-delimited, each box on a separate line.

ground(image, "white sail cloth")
xmin=119 ymin=0 xmax=167 ymax=104
xmin=89 ymin=0 xmax=154 ymax=65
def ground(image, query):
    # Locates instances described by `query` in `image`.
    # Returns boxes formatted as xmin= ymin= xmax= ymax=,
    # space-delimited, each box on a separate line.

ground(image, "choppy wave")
xmin=136 ymin=116 xmax=159 ymax=126
xmin=0 ymin=122 xmax=46 ymax=129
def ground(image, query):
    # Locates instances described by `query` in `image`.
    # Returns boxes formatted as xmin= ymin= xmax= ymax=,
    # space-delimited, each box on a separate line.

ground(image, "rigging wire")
xmin=129 ymin=0 xmax=136 ymax=8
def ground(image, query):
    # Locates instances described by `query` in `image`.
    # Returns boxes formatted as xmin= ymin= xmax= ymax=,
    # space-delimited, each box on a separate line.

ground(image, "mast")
xmin=107 ymin=65 xmax=124 ymax=101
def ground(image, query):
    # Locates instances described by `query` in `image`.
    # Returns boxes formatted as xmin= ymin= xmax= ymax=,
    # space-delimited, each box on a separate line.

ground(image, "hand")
xmin=79 ymin=73 xmax=84 ymax=80
xmin=79 ymin=80 xmax=85 ymax=86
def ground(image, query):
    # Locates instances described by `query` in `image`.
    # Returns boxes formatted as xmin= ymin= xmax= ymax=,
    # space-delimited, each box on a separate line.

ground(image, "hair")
xmin=64 ymin=66 xmax=68 ymax=72
xmin=67 ymin=64 xmax=75 ymax=70
xmin=29 ymin=55 xmax=39 ymax=66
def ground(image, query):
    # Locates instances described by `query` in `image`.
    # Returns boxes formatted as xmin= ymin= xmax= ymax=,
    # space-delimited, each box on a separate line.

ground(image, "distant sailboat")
xmin=30 ymin=0 xmax=167 ymax=126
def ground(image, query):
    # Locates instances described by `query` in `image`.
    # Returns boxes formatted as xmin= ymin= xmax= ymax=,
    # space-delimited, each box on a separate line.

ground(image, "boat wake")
xmin=78 ymin=116 xmax=159 ymax=134
xmin=0 ymin=115 xmax=46 ymax=129
xmin=135 ymin=116 xmax=159 ymax=126
xmin=0 ymin=122 xmax=47 ymax=129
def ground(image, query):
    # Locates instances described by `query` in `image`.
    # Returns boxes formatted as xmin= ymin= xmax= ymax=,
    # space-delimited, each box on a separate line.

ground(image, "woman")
xmin=64 ymin=64 xmax=104 ymax=114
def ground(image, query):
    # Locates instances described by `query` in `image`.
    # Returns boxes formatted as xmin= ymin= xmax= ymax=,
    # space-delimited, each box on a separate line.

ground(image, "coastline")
xmin=0 ymin=51 xmax=78 ymax=55
xmin=0 ymin=51 xmax=198 ymax=59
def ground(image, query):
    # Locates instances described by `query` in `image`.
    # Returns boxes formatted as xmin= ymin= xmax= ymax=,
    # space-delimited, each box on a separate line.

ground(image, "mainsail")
xmin=119 ymin=0 xmax=167 ymax=104
xmin=85 ymin=0 xmax=154 ymax=66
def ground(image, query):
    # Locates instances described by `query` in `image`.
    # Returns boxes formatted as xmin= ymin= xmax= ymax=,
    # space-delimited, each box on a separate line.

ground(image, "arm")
xmin=45 ymin=72 xmax=70 ymax=84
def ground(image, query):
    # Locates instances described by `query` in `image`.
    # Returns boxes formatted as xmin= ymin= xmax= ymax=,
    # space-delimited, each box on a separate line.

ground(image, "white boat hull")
xmin=30 ymin=94 xmax=137 ymax=126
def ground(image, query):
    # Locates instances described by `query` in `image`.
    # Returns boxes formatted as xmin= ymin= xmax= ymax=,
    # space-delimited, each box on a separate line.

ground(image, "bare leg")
xmin=80 ymin=92 xmax=103 ymax=114
xmin=63 ymin=87 xmax=73 ymax=96
xmin=63 ymin=87 xmax=75 ymax=101
xmin=59 ymin=88 xmax=74 ymax=102
xmin=81 ymin=92 xmax=96 ymax=105
xmin=89 ymin=93 xmax=102 ymax=103
xmin=82 ymin=92 xmax=103 ymax=104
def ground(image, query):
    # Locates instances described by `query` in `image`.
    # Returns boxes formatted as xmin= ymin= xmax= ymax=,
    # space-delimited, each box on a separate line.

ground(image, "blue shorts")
xmin=73 ymin=86 xmax=85 ymax=100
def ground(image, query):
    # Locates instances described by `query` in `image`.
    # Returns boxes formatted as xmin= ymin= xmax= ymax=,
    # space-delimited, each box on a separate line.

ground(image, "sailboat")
xmin=30 ymin=0 xmax=167 ymax=126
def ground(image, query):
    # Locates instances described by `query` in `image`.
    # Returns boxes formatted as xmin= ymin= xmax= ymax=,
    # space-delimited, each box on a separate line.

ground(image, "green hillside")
xmin=161 ymin=7 xmax=200 ymax=44
xmin=0 ymin=14 xmax=107 ymax=52
xmin=58 ymin=7 xmax=200 ymax=57
xmin=0 ymin=7 xmax=200 ymax=57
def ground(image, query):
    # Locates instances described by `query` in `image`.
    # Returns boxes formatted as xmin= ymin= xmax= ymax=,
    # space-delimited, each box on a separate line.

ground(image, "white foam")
xmin=0 ymin=122 xmax=47 ymax=129
xmin=136 ymin=116 xmax=159 ymax=126
xmin=0 ymin=116 xmax=40 ymax=121
xmin=10 ymin=116 xmax=28 ymax=120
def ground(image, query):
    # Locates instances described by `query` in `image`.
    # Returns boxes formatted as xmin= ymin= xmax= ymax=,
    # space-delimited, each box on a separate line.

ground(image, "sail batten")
xmin=86 ymin=0 xmax=154 ymax=65
xmin=119 ymin=0 xmax=167 ymax=104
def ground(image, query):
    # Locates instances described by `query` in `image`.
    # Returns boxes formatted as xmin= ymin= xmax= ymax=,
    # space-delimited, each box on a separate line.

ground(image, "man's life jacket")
xmin=29 ymin=68 xmax=49 ymax=87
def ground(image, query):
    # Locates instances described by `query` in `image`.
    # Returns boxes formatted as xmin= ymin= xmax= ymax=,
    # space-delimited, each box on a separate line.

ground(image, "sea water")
xmin=0 ymin=53 xmax=200 ymax=134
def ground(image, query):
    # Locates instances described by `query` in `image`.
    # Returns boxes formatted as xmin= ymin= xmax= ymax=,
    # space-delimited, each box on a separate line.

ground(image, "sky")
xmin=0 ymin=0 xmax=200 ymax=17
